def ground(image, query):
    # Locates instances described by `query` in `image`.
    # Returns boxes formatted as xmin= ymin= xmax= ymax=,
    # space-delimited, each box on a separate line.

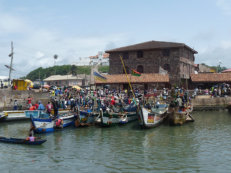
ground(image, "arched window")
xmin=137 ymin=65 xmax=144 ymax=73
xmin=163 ymin=64 xmax=170 ymax=72
xmin=123 ymin=66 xmax=130 ymax=74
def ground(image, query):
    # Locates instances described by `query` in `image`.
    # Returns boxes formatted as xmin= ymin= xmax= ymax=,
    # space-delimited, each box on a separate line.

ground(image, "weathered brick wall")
xmin=109 ymin=47 xmax=195 ymax=87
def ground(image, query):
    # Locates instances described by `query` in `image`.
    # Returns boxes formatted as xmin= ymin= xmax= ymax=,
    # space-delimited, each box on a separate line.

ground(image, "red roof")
xmin=191 ymin=73 xmax=231 ymax=83
xmin=95 ymin=73 xmax=169 ymax=84
xmin=221 ymin=69 xmax=231 ymax=73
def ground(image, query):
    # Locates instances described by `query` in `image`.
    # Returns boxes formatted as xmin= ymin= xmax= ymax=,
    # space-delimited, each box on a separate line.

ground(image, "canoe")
xmin=0 ymin=137 xmax=46 ymax=145
xmin=138 ymin=105 xmax=167 ymax=128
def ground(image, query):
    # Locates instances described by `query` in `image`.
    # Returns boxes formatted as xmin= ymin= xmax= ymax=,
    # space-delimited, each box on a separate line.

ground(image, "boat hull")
xmin=167 ymin=107 xmax=194 ymax=125
xmin=138 ymin=106 xmax=166 ymax=128
xmin=96 ymin=111 xmax=137 ymax=127
xmin=31 ymin=113 xmax=75 ymax=133
xmin=0 ymin=137 xmax=46 ymax=145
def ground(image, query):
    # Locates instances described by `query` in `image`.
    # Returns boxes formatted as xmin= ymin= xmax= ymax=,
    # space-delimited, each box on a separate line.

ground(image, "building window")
xmin=123 ymin=66 xmax=130 ymax=74
xmin=137 ymin=65 xmax=144 ymax=73
xmin=163 ymin=64 xmax=170 ymax=72
xmin=137 ymin=51 xmax=143 ymax=58
xmin=162 ymin=49 xmax=170 ymax=56
xmin=122 ymin=52 xmax=129 ymax=59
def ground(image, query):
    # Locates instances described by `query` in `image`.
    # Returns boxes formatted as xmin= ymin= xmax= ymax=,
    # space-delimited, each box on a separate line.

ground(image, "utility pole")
xmin=8 ymin=41 xmax=14 ymax=86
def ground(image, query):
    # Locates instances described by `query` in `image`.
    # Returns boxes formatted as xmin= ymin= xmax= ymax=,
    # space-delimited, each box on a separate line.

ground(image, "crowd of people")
xmin=193 ymin=83 xmax=231 ymax=97
xmin=9 ymin=83 xmax=231 ymax=117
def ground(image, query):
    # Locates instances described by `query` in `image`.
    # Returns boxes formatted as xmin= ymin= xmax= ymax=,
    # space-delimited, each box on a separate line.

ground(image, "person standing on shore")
xmin=26 ymin=96 xmax=32 ymax=109
xmin=13 ymin=100 xmax=18 ymax=110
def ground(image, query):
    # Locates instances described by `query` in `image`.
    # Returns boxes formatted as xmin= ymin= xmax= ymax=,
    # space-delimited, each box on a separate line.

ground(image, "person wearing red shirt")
xmin=110 ymin=96 xmax=115 ymax=106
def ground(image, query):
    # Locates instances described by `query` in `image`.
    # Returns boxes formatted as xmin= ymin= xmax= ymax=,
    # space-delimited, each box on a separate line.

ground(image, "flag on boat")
xmin=131 ymin=69 xmax=141 ymax=76
xmin=93 ymin=71 xmax=107 ymax=81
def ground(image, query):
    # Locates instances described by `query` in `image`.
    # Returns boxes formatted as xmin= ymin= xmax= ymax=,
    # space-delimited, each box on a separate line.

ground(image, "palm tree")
xmin=53 ymin=54 xmax=58 ymax=75
xmin=54 ymin=54 xmax=58 ymax=66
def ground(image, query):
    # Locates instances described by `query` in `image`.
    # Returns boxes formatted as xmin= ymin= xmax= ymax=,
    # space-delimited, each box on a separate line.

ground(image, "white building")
xmin=89 ymin=51 xmax=109 ymax=66
xmin=44 ymin=74 xmax=90 ymax=87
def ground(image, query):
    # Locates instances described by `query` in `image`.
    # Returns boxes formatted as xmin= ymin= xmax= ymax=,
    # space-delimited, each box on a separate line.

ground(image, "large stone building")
xmin=106 ymin=40 xmax=197 ymax=87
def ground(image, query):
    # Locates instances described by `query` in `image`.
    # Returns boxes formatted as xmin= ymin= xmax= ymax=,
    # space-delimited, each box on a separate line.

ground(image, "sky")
xmin=0 ymin=0 xmax=231 ymax=78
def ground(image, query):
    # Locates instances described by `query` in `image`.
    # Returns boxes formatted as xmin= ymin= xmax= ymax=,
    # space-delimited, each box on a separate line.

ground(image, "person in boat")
xmin=38 ymin=101 xmax=45 ymax=111
xmin=46 ymin=101 xmax=53 ymax=115
xmin=34 ymin=103 xmax=39 ymax=109
xmin=70 ymin=97 xmax=75 ymax=111
xmin=52 ymin=98 xmax=59 ymax=118
xmin=55 ymin=118 xmax=63 ymax=128
xmin=26 ymin=96 xmax=33 ymax=108
xmin=29 ymin=104 xmax=37 ymax=110
xmin=26 ymin=133 xmax=36 ymax=142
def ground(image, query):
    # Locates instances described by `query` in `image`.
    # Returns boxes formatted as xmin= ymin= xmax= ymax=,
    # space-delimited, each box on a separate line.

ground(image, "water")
xmin=1 ymin=111 xmax=231 ymax=173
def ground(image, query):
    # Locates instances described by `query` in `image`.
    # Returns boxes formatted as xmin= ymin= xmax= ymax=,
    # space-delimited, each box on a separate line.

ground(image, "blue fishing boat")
xmin=74 ymin=108 xmax=98 ymax=127
xmin=31 ymin=112 xmax=76 ymax=133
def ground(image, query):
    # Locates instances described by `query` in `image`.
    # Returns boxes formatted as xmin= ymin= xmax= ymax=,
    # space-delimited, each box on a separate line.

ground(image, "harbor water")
xmin=1 ymin=111 xmax=231 ymax=173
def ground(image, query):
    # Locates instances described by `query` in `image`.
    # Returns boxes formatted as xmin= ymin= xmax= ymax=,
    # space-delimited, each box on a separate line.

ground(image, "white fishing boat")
xmin=31 ymin=112 xmax=76 ymax=133
xmin=138 ymin=104 xmax=168 ymax=128
xmin=0 ymin=110 xmax=26 ymax=121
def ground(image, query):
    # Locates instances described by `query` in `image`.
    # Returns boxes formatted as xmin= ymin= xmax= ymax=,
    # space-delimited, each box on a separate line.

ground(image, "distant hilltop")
xmin=23 ymin=65 xmax=109 ymax=81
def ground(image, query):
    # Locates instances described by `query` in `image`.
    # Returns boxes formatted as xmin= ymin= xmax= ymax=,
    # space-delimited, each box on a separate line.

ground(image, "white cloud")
xmin=0 ymin=10 xmax=128 ymax=78
xmin=216 ymin=0 xmax=231 ymax=15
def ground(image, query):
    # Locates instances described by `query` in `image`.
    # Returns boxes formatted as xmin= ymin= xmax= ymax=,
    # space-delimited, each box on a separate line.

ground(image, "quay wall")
xmin=0 ymin=89 xmax=50 ymax=111
xmin=1 ymin=89 xmax=231 ymax=111
xmin=192 ymin=95 xmax=231 ymax=111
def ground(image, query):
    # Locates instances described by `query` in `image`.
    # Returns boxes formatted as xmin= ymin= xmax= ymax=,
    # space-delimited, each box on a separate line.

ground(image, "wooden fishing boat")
xmin=167 ymin=107 xmax=194 ymax=125
xmin=74 ymin=109 xmax=98 ymax=127
xmin=0 ymin=109 xmax=70 ymax=122
xmin=138 ymin=104 xmax=168 ymax=128
xmin=95 ymin=109 xmax=137 ymax=127
xmin=31 ymin=112 xmax=76 ymax=133
xmin=0 ymin=137 xmax=46 ymax=145
xmin=0 ymin=113 xmax=7 ymax=120
xmin=0 ymin=110 xmax=26 ymax=121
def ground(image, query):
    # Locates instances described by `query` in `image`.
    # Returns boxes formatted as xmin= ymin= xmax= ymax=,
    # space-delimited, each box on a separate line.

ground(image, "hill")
xmin=24 ymin=65 xmax=109 ymax=81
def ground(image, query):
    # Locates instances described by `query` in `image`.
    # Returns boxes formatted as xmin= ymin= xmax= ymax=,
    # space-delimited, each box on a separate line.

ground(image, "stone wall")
xmin=192 ymin=95 xmax=231 ymax=110
xmin=0 ymin=89 xmax=50 ymax=111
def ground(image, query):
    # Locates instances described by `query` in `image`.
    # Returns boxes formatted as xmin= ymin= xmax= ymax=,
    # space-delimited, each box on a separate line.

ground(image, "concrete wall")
xmin=192 ymin=95 xmax=231 ymax=110
xmin=0 ymin=89 xmax=50 ymax=111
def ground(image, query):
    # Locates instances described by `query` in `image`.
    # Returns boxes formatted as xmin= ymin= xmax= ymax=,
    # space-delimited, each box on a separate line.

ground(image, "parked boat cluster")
xmin=0 ymin=88 xmax=195 ymax=145
xmin=0 ymin=89 xmax=195 ymax=132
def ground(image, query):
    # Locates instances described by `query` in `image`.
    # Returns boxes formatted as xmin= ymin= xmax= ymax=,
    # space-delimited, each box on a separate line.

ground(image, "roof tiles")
xmin=95 ymin=73 xmax=169 ymax=84
xmin=106 ymin=40 xmax=197 ymax=53
xmin=191 ymin=73 xmax=231 ymax=83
